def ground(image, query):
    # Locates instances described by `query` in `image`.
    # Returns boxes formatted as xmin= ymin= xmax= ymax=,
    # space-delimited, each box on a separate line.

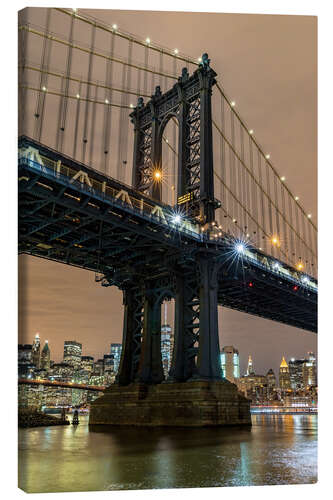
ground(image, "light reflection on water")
xmin=18 ymin=414 xmax=317 ymax=493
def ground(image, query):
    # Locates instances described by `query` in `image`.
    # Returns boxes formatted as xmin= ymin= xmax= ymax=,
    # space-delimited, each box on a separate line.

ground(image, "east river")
xmin=18 ymin=414 xmax=317 ymax=493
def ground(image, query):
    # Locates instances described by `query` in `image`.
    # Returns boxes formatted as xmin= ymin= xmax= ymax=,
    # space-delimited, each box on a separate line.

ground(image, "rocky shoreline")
xmin=18 ymin=409 xmax=70 ymax=428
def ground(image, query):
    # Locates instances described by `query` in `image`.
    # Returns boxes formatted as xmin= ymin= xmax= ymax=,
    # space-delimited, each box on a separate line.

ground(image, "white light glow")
xmin=112 ymin=24 xmax=118 ymax=30
xmin=146 ymin=37 xmax=151 ymax=44
xmin=76 ymin=94 xmax=80 ymax=99
xmin=174 ymin=49 xmax=179 ymax=54
xmin=172 ymin=214 xmax=182 ymax=224
xmin=231 ymin=101 xmax=236 ymax=107
xmin=105 ymin=99 xmax=109 ymax=104
xmin=129 ymin=103 xmax=134 ymax=108
xmin=42 ymin=86 xmax=47 ymax=92
xmin=281 ymin=176 xmax=286 ymax=181
xmin=236 ymin=243 xmax=245 ymax=254
xmin=295 ymin=196 xmax=299 ymax=201
xmin=249 ymin=129 xmax=254 ymax=135
xmin=265 ymin=154 xmax=270 ymax=159
xmin=307 ymin=214 xmax=312 ymax=218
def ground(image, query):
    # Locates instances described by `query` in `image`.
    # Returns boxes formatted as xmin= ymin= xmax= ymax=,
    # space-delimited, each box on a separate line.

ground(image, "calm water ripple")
xmin=18 ymin=414 xmax=317 ymax=493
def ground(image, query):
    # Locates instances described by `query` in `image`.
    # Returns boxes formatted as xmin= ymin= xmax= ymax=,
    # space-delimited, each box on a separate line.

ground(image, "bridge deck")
xmin=18 ymin=137 xmax=317 ymax=333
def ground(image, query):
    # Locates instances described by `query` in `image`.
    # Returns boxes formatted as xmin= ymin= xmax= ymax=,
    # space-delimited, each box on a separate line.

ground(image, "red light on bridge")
xmin=293 ymin=285 xmax=298 ymax=291
xmin=249 ymin=282 xmax=253 ymax=287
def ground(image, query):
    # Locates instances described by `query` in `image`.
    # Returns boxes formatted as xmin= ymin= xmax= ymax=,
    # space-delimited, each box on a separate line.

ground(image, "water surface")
xmin=18 ymin=414 xmax=317 ymax=492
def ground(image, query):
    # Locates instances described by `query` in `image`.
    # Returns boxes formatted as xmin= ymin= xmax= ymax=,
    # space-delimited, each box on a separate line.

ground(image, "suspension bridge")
xmin=18 ymin=8 xmax=317 ymax=426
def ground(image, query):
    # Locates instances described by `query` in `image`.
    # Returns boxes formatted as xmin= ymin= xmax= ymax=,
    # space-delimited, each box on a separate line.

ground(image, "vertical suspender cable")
xmin=56 ymin=12 xmax=75 ymax=153
xmin=34 ymin=8 xmax=52 ymax=143
xmin=82 ymin=22 xmax=96 ymax=163
xmin=102 ymin=30 xmax=115 ymax=175
xmin=72 ymin=82 xmax=82 ymax=159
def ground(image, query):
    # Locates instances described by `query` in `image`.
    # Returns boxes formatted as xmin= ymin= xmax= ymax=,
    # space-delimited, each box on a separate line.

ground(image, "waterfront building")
xmin=288 ymin=358 xmax=305 ymax=390
xmin=40 ymin=341 xmax=50 ymax=372
xmin=110 ymin=343 xmax=122 ymax=373
xmin=237 ymin=374 xmax=267 ymax=402
xmin=246 ymin=355 xmax=254 ymax=376
xmin=279 ymin=356 xmax=291 ymax=390
xmin=81 ymin=355 xmax=94 ymax=372
xmin=50 ymin=362 xmax=74 ymax=382
xmin=63 ymin=340 xmax=82 ymax=369
xmin=18 ymin=344 xmax=35 ymax=378
xmin=220 ymin=346 xmax=240 ymax=383
xmin=266 ymin=368 xmax=276 ymax=389
xmin=31 ymin=333 xmax=41 ymax=369
xmin=303 ymin=351 xmax=317 ymax=387
xmin=161 ymin=323 xmax=172 ymax=378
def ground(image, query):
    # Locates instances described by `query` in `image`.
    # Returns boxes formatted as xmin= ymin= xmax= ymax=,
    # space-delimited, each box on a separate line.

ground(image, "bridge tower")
xmin=115 ymin=55 xmax=223 ymax=386
xmin=90 ymin=56 xmax=251 ymax=426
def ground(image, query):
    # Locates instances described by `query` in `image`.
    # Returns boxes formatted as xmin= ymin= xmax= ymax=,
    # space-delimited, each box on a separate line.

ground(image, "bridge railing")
xmin=19 ymin=153 xmax=202 ymax=241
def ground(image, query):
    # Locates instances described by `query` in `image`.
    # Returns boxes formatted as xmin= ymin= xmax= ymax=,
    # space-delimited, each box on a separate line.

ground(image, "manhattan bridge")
xmin=18 ymin=8 xmax=317 ymax=389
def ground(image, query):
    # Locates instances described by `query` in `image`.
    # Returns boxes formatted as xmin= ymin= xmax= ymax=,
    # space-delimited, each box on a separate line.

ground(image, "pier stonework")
xmin=89 ymin=381 xmax=251 ymax=427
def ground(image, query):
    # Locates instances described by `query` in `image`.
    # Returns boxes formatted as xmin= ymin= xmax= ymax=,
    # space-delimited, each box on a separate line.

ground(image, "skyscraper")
xmin=161 ymin=304 xmax=172 ymax=379
xmin=110 ymin=343 xmax=122 ymax=373
xmin=220 ymin=346 xmax=240 ymax=383
xmin=303 ymin=352 xmax=317 ymax=387
xmin=31 ymin=333 xmax=41 ymax=369
xmin=288 ymin=358 xmax=305 ymax=390
xmin=63 ymin=341 xmax=82 ymax=369
xmin=247 ymin=355 xmax=254 ymax=376
xmin=266 ymin=368 xmax=277 ymax=390
xmin=279 ymin=356 xmax=291 ymax=390
xmin=40 ymin=340 xmax=50 ymax=372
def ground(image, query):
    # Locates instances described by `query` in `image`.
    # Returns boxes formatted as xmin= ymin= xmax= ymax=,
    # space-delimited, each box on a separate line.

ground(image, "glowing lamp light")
xmin=145 ymin=37 xmax=151 ymax=44
xmin=281 ymin=176 xmax=286 ymax=181
xmin=42 ymin=86 xmax=47 ymax=92
xmin=295 ymin=196 xmax=299 ymax=201
xmin=273 ymin=262 xmax=280 ymax=270
xmin=293 ymin=285 xmax=298 ymax=291
xmin=105 ymin=99 xmax=109 ymax=104
xmin=76 ymin=93 xmax=80 ymax=99
xmin=236 ymin=243 xmax=245 ymax=254
xmin=271 ymin=236 xmax=280 ymax=247
xmin=174 ymin=48 xmax=179 ymax=54
xmin=129 ymin=103 xmax=134 ymax=108
xmin=265 ymin=154 xmax=270 ymax=160
xmin=249 ymin=282 xmax=253 ymax=287
xmin=154 ymin=170 xmax=162 ymax=181
xmin=249 ymin=129 xmax=254 ymax=135
xmin=172 ymin=214 xmax=182 ymax=225
xmin=302 ymin=276 xmax=309 ymax=284
xmin=197 ymin=57 xmax=202 ymax=63
xmin=112 ymin=24 xmax=118 ymax=30
xmin=231 ymin=101 xmax=236 ymax=107
xmin=296 ymin=261 xmax=304 ymax=271
xmin=307 ymin=214 xmax=312 ymax=218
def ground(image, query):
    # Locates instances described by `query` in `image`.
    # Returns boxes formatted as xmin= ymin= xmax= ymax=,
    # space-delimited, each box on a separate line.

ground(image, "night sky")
xmin=18 ymin=9 xmax=317 ymax=376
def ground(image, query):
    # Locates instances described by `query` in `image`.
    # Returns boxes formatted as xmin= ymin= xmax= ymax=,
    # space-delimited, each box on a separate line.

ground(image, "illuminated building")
xmin=51 ymin=362 xmax=74 ymax=382
xmin=237 ymin=374 xmax=267 ymax=402
xmin=246 ymin=355 xmax=254 ymax=375
xmin=266 ymin=368 xmax=276 ymax=388
xmin=303 ymin=351 xmax=317 ymax=387
xmin=220 ymin=346 xmax=240 ymax=383
xmin=279 ymin=356 xmax=291 ymax=390
xmin=161 ymin=324 xmax=172 ymax=378
xmin=31 ymin=333 xmax=41 ymax=369
xmin=63 ymin=340 xmax=82 ymax=369
xmin=288 ymin=358 xmax=305 ymax=390
xmin=18 ymin=344 xmax=35 ymax=378
xmin=81 ymin=355 xmax=94 ymax=373
xmin=40 ymin=340 xmax=50 ymax=372
xmin=110 ymin=343 xmax=122 ymax=373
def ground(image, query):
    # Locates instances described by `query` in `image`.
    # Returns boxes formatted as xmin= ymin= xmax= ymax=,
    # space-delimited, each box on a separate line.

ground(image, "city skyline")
xmin=19 ymin=324 xmax=316 ymax=378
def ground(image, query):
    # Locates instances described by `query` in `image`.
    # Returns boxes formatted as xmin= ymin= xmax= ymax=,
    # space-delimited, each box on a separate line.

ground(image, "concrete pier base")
xmin=89 ymin=380 xmax=251 ymax=427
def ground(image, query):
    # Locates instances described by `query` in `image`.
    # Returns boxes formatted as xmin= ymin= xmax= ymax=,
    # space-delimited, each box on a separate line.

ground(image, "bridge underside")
xmin=19 ymin=154 xmax=317 ymax=335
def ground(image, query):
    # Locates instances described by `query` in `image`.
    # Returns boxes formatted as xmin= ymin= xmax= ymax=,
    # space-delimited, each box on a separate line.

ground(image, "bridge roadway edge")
xmin=89 ymin=380 xmax=251 ymax=427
